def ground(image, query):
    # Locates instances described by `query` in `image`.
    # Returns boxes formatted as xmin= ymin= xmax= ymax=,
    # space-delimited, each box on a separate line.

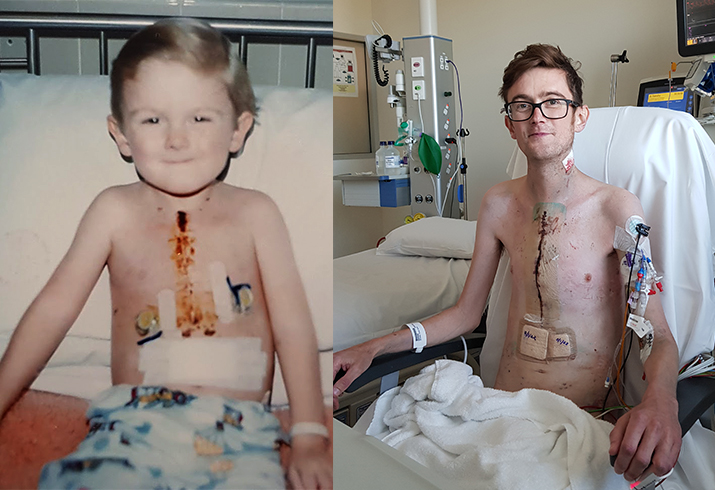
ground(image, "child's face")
xmin=108 ymin=59 xmax=253 ymax=197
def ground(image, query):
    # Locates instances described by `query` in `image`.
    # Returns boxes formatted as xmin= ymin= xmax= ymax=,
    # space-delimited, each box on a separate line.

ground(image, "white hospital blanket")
xmin=367 ymin=360 xmax=626 ymax=490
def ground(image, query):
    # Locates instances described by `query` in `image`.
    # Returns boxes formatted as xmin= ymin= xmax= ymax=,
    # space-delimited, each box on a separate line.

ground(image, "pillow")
xmin=376 ymin=217 xmax=476 ymax=259
xmin=0 ymin=74 xmax=332 ymax=405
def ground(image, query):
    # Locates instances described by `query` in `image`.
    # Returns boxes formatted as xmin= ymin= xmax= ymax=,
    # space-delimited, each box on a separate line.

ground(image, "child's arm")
xmin=0 ymin=190 xmax=115 ymax=419
xmin=251 ymin=192 xmax=330 ymax=488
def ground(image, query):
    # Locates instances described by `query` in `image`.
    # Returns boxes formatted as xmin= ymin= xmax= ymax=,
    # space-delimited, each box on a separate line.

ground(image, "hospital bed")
xmin=333 ymin=216 xmax=483 ymax=423
xmin=335 ymin=106 xmax=715 ymax=489
xmin=0 ymin=12 xmax=332 ymax=488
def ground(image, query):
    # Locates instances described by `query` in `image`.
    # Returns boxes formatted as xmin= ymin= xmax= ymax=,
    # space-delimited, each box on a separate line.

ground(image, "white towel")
xmin=367 ymin=360 xmax=627 ymax=490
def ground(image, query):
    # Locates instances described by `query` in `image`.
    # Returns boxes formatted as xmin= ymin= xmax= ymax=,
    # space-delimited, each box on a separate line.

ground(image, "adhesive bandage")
xmin=562 ymin=149 xmax=574 ymax=173
xmin=290 ymin=422 xmax=329 ymax=440
xmin=406 ymin=322 xmax=427 ymax=353
xmin=139 ymin=337 xmax=267 ymax=391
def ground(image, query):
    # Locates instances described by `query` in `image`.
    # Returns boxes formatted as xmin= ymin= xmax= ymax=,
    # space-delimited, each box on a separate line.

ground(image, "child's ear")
xmin=107 ymin=115 xmax=133 ymax=158
xmin=229 ymin=111 xmax=255 ymax=153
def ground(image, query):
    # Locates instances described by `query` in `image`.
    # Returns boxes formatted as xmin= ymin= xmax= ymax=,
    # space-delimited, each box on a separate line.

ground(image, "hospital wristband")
xmin=406 ymin=322 xmax=427 ymax=353
xmin=290 ymin=422 xmax=329 ymax=440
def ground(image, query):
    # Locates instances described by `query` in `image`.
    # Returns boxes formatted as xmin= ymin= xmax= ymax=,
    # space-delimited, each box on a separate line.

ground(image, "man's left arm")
xmin=609 ymin=264 xmax=681 ymax=481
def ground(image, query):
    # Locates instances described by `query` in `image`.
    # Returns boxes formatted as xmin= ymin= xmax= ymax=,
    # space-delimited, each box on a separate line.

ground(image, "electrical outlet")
xmin=411 ymin=56 xmax=424 ymax=77
xmin=412 ymin=80 xmax=426 ymax=100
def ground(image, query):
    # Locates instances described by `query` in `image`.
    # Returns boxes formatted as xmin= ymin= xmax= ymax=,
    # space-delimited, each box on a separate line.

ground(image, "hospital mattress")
xmin=333 ymin=249 xmax=471 ymax=352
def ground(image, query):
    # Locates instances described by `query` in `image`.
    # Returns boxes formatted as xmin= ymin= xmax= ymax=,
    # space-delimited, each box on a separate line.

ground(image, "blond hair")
xmin=110 ymin=18 xmax=256 ymax=126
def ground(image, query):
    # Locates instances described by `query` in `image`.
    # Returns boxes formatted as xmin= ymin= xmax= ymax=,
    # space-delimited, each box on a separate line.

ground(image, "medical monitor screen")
xmin=637 ymin=77 xmax=699 ymax=117
xmin=677 ymin=0 xmax=715 ymax=57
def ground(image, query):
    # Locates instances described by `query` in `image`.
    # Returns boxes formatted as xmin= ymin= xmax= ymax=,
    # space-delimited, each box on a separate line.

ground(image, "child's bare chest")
xmin=107 ymin=208 xmax=265 ymax=338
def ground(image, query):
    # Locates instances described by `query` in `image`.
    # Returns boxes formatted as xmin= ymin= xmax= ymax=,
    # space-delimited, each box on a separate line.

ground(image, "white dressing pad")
xmin=139 ymin=337 xmax=267 ymax=391
xmin=613 ymin=226 xmax=636 ymax=253
xmin=157 ymin=289 xmax=177 ymax=334
xmin=625 ymin=215 xmax=644 ymax=237
xmin=520 ymin=324 xmax=549 ymax=360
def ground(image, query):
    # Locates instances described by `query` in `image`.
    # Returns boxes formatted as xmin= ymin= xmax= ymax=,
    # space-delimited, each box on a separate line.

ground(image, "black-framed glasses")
xmin=502 ymin=98 xmax=578 ymax=122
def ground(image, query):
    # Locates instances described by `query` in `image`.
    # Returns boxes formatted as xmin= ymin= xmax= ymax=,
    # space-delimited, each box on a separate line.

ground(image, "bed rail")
xmin=0 ymin=12 xmax=331 ymax=87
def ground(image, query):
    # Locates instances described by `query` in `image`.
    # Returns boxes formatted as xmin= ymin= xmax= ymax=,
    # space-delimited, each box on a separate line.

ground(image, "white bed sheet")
xmin=333 ymin=249 xmax=470 ymax=352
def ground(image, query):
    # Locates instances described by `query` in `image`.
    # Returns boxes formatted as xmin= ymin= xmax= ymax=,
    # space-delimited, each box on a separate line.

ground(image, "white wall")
xmin=441 ymin=0 xmax=685 ymax=220
xmin=333 ymin=0 xmax=421 ymax=258
xmin=334 ymin=0 xmax=691 ymax=256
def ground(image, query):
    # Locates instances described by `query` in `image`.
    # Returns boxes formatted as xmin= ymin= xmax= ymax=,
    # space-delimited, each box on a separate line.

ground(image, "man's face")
xmin=504 ymin=67 xmax=588 ymax=165
xmin=107 ymin=59 xmax=253 ymax=197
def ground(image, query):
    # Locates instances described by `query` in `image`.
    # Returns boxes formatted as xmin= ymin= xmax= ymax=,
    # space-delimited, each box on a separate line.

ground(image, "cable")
xmin=440 ymin=170 xmax=458 ymax=216
xmin=447 ymin=58 xmax=470 ymax=219
xmin=460 ymin=335 xmax=468 ymax=364
xmin=373 ymin=45 xmax=389 ymax=87
xmin=417 ymin=97 xmax=425 ymax=137
xmin=678 ymin=353 xmax=715 ymax=381
xmin=371 ymin=20 xmax=385 ymax=36
xmin=429 ymin=173 xmax=440 ymax=215
xmin=604 ymin=231 xmax=644 ymax=412
xmin=614 ymin=232 xmax=642 ymax=404
xmin=447 ymin=59 xmax=464 ymax=135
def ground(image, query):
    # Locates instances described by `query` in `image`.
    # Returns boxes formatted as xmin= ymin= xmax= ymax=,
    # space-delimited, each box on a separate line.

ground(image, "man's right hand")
xmin=332 ymin=343 xmax=376 ymax=410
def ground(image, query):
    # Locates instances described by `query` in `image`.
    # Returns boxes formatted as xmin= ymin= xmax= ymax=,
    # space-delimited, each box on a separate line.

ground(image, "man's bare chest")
xmin=499 ymin=202 xmax=621 ymax=305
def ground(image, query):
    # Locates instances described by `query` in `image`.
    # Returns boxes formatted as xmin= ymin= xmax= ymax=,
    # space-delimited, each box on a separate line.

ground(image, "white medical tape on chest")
xmin=157 ymin=289 xmax=177 ymax=332
xmin=139 ymin=337 xmax=267 ymax=391
xmin=209 ymin=261 xmax=234 ymax=324
xmin=406 ymin=322 xmax=427 ymax=353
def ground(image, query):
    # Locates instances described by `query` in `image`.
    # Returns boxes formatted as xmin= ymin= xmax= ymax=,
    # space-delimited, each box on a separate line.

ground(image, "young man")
xmin=0 ymin=18 xmax=330 ymax=489
xmin=333 ymin=44 xmax=681 ymax=483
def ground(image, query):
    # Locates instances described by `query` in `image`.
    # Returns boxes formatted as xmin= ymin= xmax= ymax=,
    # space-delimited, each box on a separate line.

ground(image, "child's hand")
xmin=287 ymin=434 xmax=332 ymax=489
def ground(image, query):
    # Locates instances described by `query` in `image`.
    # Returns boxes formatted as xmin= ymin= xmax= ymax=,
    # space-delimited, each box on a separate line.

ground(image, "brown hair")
xmin=498 ymin=44 xmax=584 ymax=106
xmin=110 ymin=18 xmax=256 ymax=126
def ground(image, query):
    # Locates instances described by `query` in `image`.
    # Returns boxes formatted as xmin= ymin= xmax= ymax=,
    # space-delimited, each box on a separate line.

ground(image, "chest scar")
xmin=169 ymin=211 xmax=218 ymax=337
xmin=518 ymin=202 xmax=577 ymax=363
xmin=135 ymin=212 xmax=256 ymax=344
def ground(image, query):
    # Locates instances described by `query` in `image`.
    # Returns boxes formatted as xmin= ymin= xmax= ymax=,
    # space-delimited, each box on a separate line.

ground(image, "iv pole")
xmin=609 ymin=50 xmax=629 ymax=107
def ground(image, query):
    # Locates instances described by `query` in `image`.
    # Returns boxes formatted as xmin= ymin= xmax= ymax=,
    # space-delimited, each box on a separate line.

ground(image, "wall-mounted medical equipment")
xmin=335 ymin=5 xmax=469 ymax=219
xmin=356 ymin=33 xmax=465 ymax=219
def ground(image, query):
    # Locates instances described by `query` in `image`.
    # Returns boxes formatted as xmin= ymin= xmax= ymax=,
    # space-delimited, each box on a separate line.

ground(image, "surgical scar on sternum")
xmin=169 ymin=211 xmax=217 ymax=337
xmin=534 ymin=210 xmax=560 ymax=320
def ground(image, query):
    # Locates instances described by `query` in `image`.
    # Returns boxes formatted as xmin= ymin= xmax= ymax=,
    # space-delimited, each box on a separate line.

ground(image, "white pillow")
xmin=376 ymin=216 xmax=476 ymax=259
